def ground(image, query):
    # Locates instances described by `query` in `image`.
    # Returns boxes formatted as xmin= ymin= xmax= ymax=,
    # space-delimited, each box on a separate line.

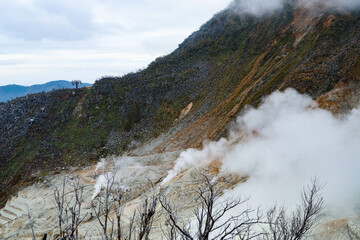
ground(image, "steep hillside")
xmin=0 ymin=80 xmax=92 ymax=102
xmin=0 ymin=0 xmax=359 ymax=207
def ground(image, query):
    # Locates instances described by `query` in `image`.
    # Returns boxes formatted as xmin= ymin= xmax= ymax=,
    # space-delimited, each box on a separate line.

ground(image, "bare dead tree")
xmin=262 ymin=178 xmax=324 ymax=240
xmin=127 ymin=211 xmax=136 ymax=240
xmin=92 ymin=173 xmax=116 ymax=240
xmin=27 ymin=207 xmax=37 ymax=240
xmin=27 ymin=170 xmax=159 ymax=240
xmin=161 ymin=219 xmax=179 ymax=240
xmin=27 ymin=176 xmax=86 ymax=240
xmin=342 ymin=224 xmax=359 ymax=240
xmin=53 ymin=177 xmax=88 ymax=240
xmin=67 ymin=177 xmax=87 ymax=239
xmin=115 ymin=186 xmax=125 ymax=240
xmin=135 ymin=185 xmax=159 ymax=240
xmin=113 ymin=184 xmax=135 ymax=240
xmin=160 ymin=171 xmax=262 ymax=240
xmin=26 ymin=170 xmax=324 ymax=240
xmin=92 ymin=172 xmax=159 ymax=240
xmin=54 ymin=178 xmax=66 ymax=239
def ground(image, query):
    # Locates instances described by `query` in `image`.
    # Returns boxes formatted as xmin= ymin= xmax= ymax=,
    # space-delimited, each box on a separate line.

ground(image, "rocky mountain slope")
xmin=0 ymin=0 xmax=359 ymax=217
xmin=0 ymin=80 xmax=92 ymax=102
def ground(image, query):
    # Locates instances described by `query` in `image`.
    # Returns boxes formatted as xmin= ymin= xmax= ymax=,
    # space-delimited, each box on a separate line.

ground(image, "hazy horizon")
xmin=0 ymin=79 xmax=93 ymax=87
xmin=0 ymin=0 xmax=232 ymax=86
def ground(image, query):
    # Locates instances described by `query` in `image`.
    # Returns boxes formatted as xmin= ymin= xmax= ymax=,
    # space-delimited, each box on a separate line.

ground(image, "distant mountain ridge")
xmin=0 ymin=80 xmax=92 ymax=102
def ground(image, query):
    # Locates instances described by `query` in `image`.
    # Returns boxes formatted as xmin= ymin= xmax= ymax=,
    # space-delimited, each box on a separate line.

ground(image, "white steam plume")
xmin=298 ymin=0 xmax=360 ymax=9
xmin=92 ymin=172 xmax=113 ymax=199
xmin=162 ymin=138 xmax=232 ymax=184
xmin=164 ymin=89 xmax=360 ymax=218
xmin=230 ymin=0 xmax=360 ymax=16
xmin=230 ymin=0 xmax=285 ymax=16
xmin=92 ymin=156 xmax=140 ymax=199
xmin=94 ymin=158 xmax=106 ymax=173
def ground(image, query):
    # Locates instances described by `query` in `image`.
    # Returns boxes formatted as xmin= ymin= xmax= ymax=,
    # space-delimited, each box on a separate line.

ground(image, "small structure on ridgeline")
xmin=71 ymin=80 xmax=82 ymax=89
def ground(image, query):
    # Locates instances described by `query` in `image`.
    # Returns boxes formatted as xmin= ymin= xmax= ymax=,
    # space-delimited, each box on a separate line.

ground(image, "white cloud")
xmin=0 ymin=0 xmax=98 ymax=41
xmin=0 ymin=49 xmax=156 ymax=86
xmin=0 ymin=0 xmax=231 ymax=86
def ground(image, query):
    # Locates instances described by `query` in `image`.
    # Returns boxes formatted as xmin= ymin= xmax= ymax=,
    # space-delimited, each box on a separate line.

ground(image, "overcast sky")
xmin=0 ymin=0 xmax=232 ymax=86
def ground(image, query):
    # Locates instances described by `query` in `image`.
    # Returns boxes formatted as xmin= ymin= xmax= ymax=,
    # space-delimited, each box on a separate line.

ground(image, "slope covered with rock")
xmin=0 ymin=0 xmax=359 ymax=213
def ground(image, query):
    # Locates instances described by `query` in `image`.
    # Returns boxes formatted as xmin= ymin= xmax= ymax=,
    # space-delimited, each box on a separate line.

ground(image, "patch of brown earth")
xmin=323 ymin=14 xmax=335 ymax=28
xmin=292 ymin=8 xmax=323 ymax=45
xmin=317 ymin=80 xmax=360 ymax=114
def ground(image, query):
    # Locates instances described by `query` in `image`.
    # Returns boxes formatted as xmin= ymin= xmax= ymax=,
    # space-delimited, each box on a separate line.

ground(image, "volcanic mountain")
xmin=0 ymin=1 xmax=359 ymax=238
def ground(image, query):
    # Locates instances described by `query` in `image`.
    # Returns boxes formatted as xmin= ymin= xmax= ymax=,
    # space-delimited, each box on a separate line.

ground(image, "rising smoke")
xmin=164 ymin=89 xmax=360 ymax=218
xmin=229 ymin=0 xmax=285 ymax=16
xmin=230 ymin=0 xmax=360 ymax=16
xmin=92 ymin=156 xmax=141 ymax=199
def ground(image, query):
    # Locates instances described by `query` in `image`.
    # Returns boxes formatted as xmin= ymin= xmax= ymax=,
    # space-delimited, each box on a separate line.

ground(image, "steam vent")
xmin=1 ymin=0 xmax=360 ymax=239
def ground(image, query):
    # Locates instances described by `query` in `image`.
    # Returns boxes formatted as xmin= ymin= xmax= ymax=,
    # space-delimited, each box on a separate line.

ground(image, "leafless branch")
xmin=160 ymin=170 xmax=261 ymax=240
xmin=262 ymin=178 xmax=324 ymax=240
xmin=27 ymin=207 xmax=37 ymax=240
xmin=51 ymin=177 xmax=88 ymax=240
xmin=92 ymin=173 xmax=116 ymax=240
xmin=342 ymin=224 xmax=360 ymax=240
xmin=136 ymin=183 xmax=159 ymax=240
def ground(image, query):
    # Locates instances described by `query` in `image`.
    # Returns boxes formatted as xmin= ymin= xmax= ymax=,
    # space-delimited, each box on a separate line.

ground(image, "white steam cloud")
xmin=230 ymin=0 xmax=285 ymax=16
xmin=162 ymin=138 xmax=232 ymax=183
xmin=230 ymin=0 xmax=360 ymax=16
xmin=92 ymin=156 xmax=140 ymax=199
xmin=94 ymin=158 xmax=106 ymax=173
xmin=164 ymin=89 xmax=360 ymax=218
xmin=298 ymin=0 xmax=360 ymax=9
xmin=92 ymin=172 xmax=113 ymax=199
